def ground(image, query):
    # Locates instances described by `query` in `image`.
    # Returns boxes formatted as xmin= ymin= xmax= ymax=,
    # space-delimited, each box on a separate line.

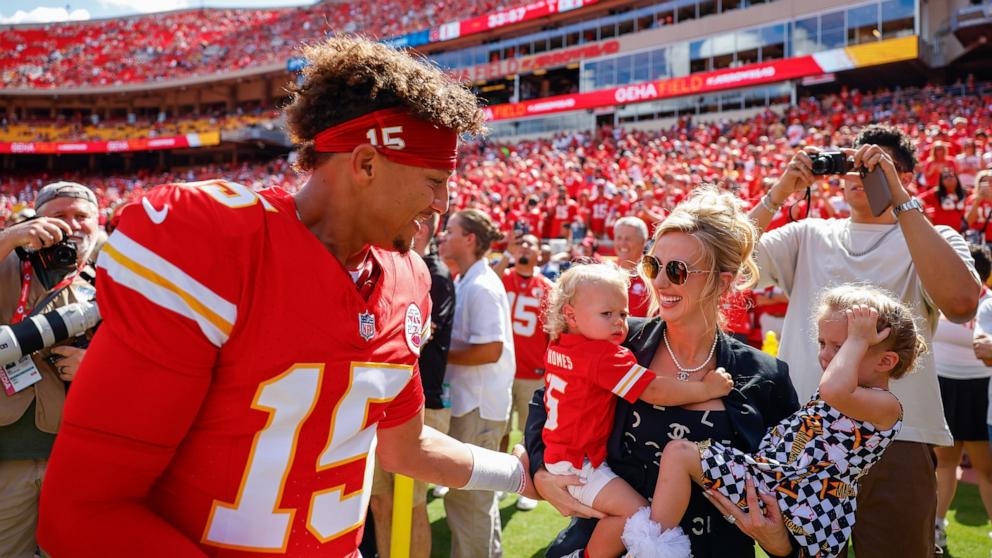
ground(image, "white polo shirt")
xmin=446 ymin=258 xmax=516 ymax=421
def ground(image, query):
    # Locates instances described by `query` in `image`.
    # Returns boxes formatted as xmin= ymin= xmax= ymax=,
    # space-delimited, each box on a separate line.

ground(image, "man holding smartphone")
xmin=748 ymin=124 xmax=980 ymax=558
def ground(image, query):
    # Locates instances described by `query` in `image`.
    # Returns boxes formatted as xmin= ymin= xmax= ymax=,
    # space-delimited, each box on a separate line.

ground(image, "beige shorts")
xmin=371 ymin=407 xmax=451 ymax=505
xmin=546 ymin=458 xmax=618 ymax=507
xmin=506 ymin=377 xmax=544 ymax=435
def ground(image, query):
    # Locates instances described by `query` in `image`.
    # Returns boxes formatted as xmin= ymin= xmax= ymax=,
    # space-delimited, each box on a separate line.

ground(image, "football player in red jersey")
xmin=38 ymin=37 xmax=533 ymax=558
xmin=496 ymin=233 xmax=553 ymax=511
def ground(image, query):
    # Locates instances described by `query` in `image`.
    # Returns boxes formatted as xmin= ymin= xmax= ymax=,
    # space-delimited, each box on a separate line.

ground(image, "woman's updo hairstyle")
xmin=647 ymin=186 xmax=759 ymax=324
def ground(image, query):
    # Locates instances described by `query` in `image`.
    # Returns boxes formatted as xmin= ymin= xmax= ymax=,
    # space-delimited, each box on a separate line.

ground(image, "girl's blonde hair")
xmin=815 ymin=283 xmax=927 ymax=379
xmin=647 ymin=186 xmax=759 ymax=324
xmin=544 ymin=263 xmax=629 ymax=342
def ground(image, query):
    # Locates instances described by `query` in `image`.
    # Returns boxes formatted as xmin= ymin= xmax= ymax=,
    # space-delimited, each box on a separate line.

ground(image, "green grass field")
xmin=421 ymin=429 xmax=992 ymax=557
xmin=425 ymin=482 xmax=989 ymax=557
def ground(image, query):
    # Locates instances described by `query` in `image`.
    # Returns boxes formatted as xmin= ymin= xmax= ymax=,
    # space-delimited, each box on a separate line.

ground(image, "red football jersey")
xmin=542 ymin=334 xmax=653 ymax=468
xmin=589 ymin=198 xmax=611 ymax=236
xmin=502 ymin=270 xmax=553 ymax=380
xmin=41 ymin=181 xmax=429 ymax=557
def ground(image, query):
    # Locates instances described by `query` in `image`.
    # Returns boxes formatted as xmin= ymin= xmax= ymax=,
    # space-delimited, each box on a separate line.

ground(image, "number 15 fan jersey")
xmin=43 ymin=181 xmax=431 ymax=557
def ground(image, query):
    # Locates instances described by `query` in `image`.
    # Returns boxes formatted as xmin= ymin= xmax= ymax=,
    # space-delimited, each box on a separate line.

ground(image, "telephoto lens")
xmin=0 ymin=300 xmax=101 ymax=368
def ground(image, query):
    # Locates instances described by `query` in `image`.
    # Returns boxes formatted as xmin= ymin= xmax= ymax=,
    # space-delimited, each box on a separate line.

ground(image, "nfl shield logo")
xmin=358 ymin=310 xmax=376 ymax=341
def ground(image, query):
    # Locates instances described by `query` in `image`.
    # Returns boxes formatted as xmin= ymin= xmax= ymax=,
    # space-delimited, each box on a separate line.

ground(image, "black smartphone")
xmin=862 ymin=166 xmax=893 ymax=217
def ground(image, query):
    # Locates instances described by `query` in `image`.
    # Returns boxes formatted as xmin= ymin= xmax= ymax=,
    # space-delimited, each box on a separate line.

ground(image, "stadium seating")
xmin=2 ymin=83 xmax=989 ymax=236
xmin=0 ymin=0 xmax=517 ymax=88
xmin=0 ymin=110 xmax=279 ymax=142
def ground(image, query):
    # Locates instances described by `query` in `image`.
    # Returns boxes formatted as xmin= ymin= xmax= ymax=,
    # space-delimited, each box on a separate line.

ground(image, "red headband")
xmin=313 ymin=107 xmax=458 ymax=172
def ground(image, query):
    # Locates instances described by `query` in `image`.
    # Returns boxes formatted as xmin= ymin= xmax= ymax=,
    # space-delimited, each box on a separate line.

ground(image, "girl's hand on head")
xmin=845 ymin=305 xmax=891 ymax=346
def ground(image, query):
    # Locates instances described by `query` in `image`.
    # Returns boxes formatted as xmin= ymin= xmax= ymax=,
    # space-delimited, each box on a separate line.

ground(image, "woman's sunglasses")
xmin=639 ymin=254 xmax=710 ymax=285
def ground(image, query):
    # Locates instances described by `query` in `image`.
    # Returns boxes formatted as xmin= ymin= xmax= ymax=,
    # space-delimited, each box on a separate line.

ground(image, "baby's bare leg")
xmin=651 ymin=439 xmax=705 ymax=530
xmin=586 ymin=477 xmax=648 ymax=558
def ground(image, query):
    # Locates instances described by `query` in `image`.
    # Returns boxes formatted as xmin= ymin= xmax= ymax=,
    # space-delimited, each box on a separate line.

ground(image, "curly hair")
xmin=284 ymin=36 xmax=487 ymax=172
xmin=854 ymin=124 xmax=917 ymax=174
xmin=544 ymin=263 xmax=629 ymax=342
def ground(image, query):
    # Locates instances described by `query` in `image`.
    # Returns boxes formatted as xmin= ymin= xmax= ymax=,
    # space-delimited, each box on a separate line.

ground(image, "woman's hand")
xmin=533 ymin=468 xmax=605 ymax=519
xmin=704 ymin=475 xmax=794 ymax=557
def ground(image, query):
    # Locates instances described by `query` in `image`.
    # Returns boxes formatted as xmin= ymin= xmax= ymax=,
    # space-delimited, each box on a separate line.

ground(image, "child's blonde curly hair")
xmin=544 ymin=263 xmax=630 ymax=342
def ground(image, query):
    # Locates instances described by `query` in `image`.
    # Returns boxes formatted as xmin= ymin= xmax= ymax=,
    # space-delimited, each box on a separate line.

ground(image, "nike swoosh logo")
xmin=142 ymin=197 xmax=169 ymax=224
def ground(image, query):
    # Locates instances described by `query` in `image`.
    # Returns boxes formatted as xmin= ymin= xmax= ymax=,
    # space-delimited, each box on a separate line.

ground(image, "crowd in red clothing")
xmin=446 ymin=82 xmax=992 ymax=246
xmin=1 ymin=83 xmax=990 ymax=343
xmin=1 ymin=0 xmax=516 ymax=88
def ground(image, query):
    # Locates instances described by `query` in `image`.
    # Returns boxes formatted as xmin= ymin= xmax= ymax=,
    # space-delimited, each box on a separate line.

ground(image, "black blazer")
xmin=524 ymin=317 xmax=801 ymax=558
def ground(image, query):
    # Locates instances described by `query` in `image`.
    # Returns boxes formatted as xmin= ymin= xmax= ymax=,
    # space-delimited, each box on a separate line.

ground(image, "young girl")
xmin=541 ymin=263 xmax=735 ymax=557
xmin=623 ymin=284 xmax=919 ymax=558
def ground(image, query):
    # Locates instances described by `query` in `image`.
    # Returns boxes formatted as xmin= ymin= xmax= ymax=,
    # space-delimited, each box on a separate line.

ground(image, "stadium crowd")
xmin=0 ymin=108 xmax=279 ymax=142
xmin=0 ymin=0 xmax=517 ymax=88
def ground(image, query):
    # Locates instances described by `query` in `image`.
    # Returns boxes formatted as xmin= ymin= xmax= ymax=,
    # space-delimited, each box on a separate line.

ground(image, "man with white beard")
xmin=612 ymin=216 xmax=651 ymax=317
xmin=0 ymin=181 xmax=101 ymax=558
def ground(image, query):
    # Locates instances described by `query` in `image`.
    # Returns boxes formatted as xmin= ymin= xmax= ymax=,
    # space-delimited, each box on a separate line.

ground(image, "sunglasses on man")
xmin=639 ymin=254 xmax=710 ymax=285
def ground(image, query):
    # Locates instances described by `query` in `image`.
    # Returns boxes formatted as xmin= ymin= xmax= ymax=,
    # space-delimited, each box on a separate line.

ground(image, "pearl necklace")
xmin=664 ymin=329 xmax=719 ymax=381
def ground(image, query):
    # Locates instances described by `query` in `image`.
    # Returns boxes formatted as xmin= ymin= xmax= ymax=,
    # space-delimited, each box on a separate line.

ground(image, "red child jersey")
xmin=40 ymin=181 xmax=430 ymax=558
xmin=502 ymin=270 xmax=554 ymax=380
xmin=542 ymin=334 xmax=654 ymax=468
xmin=628 ymin=274 xmax=652 ymax=318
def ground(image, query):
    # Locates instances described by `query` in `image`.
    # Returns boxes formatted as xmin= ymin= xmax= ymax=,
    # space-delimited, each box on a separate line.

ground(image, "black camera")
xmin=810 ymin=151 xmax=855 ymax=176
xmin=16 ymin=236 xmax=79 ymax=290
xmin=36 ymin=237 xmax=77 ymax=268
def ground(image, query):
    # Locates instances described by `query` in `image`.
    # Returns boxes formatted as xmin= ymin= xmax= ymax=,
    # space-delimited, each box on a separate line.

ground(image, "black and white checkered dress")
xmin=698 ymin=390 xmax=901 ymax=558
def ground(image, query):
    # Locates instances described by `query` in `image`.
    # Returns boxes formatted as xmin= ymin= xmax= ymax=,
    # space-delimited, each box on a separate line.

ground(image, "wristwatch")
xmin=892 ymin=198 xmax=923 ymax=217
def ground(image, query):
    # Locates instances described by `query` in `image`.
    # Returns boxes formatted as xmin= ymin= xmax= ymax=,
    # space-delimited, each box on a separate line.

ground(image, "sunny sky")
xmin=0 ymin=0 xmax=317 ymax=24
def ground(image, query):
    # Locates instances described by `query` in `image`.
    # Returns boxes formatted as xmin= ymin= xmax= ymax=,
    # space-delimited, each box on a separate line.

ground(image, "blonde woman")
xmin=525 ymin=187 xmax=801 ymax=558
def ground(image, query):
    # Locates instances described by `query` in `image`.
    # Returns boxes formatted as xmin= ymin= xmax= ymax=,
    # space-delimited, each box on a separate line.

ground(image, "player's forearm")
xmin=386 ymin=425 xmax=474 ymax=488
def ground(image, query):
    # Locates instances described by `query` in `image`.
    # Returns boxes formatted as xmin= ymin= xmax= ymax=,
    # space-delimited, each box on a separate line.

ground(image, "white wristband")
xmin=462 ymin=444 xmax=526 ymax=493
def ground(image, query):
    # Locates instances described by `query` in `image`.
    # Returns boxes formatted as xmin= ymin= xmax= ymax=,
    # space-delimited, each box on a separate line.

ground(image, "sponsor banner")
xmin=483 ymin=36 xmax=918 ymax=122
xmin=449 ymin=39 xmax=620 ymax=83
xmin=389 ymin=0 xmax=601 ymax=49
xmin=431 ymin=0 xmax=601 ymax=43
xmin=0 ymin=131 xmax=221 ymax=155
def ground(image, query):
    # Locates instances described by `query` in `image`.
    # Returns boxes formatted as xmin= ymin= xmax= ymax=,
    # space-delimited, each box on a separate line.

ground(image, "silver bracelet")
xmin=760 ymin=193 xmax=781 ymax=213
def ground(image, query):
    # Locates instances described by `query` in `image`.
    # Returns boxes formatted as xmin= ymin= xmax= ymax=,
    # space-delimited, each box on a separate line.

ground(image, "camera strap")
xmin=12 ymin=261 xmax=77 ymax=325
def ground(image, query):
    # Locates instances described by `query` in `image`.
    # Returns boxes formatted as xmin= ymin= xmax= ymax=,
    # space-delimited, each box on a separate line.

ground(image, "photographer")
xmin=748 ymin=125 xmax=980 ymax=558
xmin=0 ymin=181 xmax=100 ymax=558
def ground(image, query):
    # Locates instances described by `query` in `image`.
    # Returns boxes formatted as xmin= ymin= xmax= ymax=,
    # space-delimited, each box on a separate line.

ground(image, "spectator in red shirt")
xmin=613 ymin=216 xmax=652 ymax=318
xmin=550 ymin=188 xmax=577 ymax=239
xmin=921 ymin=169 xmax=968 ymax=231
xmin=923 ymin=142 xmax=958 ymax=189
xmin=966 ymin=170 xmax=992 ymax=244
